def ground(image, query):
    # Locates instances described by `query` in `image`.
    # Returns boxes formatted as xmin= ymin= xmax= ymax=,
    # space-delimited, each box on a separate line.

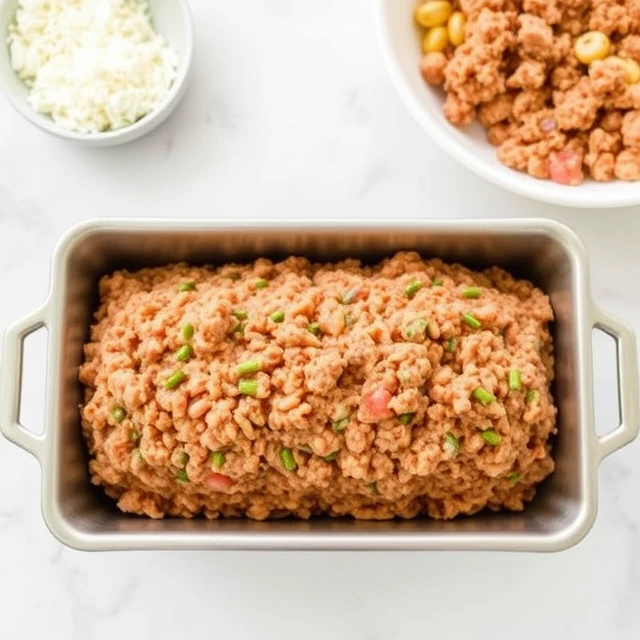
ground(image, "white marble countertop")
xmin=0 ymin=2 xmax=639 ymax=638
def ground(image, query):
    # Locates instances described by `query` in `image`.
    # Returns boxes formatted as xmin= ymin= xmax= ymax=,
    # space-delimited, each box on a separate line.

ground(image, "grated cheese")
xmin=8 ymin=0 xmax=179 ymax=133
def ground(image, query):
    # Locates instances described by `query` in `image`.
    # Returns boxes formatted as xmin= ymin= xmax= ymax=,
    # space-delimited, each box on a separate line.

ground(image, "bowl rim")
xmin=0 ymin=0 xmax=194 ymax=144
xmin=372 ymin=0 xmax=640 ymax=209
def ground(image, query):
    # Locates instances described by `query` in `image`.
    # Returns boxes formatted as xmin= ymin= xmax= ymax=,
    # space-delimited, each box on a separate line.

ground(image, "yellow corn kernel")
xmin=422 ymin=26 xmax=449 ymax=53
xmin=414 ymin=1 xmax=453 ymax=29
xmin=574 ymin=31 xmax=611 ymax=65
xmin=447 ymin=11 xmax=466 ymax=47
xmin=606 ymin=56 xmax=640 ymax=84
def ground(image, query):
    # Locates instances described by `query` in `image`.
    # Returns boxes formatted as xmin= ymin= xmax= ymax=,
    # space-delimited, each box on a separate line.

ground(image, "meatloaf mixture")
xmin=417 ymin=0 xmax=640 ymax=184
xmin=79 ymin=252 xmax=556 ymax=520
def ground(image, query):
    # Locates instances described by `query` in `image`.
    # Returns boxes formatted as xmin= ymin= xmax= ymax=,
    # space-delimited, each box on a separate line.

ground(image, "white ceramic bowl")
xmin=0 ymin=0 xmax=193 ymax=147
xmin=374 ymin=0 xmax=640 ymax=208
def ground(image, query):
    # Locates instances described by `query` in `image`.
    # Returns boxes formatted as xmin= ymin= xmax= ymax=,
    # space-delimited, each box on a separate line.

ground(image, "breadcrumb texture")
xmin=79 ymin=253 xmax=557 ymax=521
xmin=422 ymin=0 xmax=640 ymax=183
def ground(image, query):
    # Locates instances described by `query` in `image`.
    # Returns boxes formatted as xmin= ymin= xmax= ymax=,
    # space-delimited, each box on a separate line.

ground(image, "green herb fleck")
xmin=182 ymin=323 xmax=194 ymax=340
xmin=165 ymin=370 xmax=187 ymax=390
xmin=462 ymin=313 xmax=481 ymax=329
xmin=462 ymin=287 xmax=482 ymax=299
xmin=176 ymin=344 xmax=194 ymax=362
xmin=238 ymin=379 xmax=258 ymax=396
xmin=405 ymin=318 xmax=428 ymax=339
xmin=508 ymin=368 xmax=522 ymax=391
xmin=179 ymin=282 xmax=196 ymax=292
xmin=254 ymin=278 xmax=269 ymax=290
xmin=176 ymin=469 xmax=189 ymax=484
xmin=367 ymin=482 xmax=380 ymax=496
xmin=279 ymin=447 xmax=297 ymax=472
xmin=332 ymin=416 xmax=351 ymax=432
xmin=269 ymin=310 xmax=285 ymax=323
xmin=236 ymin=360 xmax=261 ymax=376
xmin=472 ymin=387 xmax=496 ymax=406
xmin=398 ymin=412 xmax=415 ymax=426
xmin=211 ymin=451 xmax=226 ymax=469
xmin=405 ymin=279 xmax=423 ymax=299
xmin=111 ymin=406 xmax=126 ymax=423
xmin=481 ymin=429 xmax=501 ymax=446
xmin=443 ymin=432 xmax=460 ymax=456
xmin=307 ymin=322 xmax=321 ymax=336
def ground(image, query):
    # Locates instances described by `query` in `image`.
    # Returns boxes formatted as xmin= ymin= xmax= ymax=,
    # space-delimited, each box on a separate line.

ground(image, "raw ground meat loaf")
xmin=79 ymin=252 xmax=557 ymax=521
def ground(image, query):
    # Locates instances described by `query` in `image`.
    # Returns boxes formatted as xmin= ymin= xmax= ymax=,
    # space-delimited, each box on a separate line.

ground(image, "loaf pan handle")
xmin=593 ymin=306 xmax=640 ymax=461
xmin=0 ymin=304 xmax=50 ymax=461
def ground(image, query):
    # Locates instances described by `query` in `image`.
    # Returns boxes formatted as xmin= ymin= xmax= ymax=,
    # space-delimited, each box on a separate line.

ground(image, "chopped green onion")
xmin=462 ymin=313 xmax=481 ymax=329
xmin=367 ymin=482 xmax=380 ymax=495
xmin=232 ymin=310 xmax=248 ymax=320
xmin=179 ymin=282 xmax=196 ymax=292
xmin=481 ymin=429 xmax=501 ymax=446
xmin=165 ymin=370 xmax=187 ymax=390
xmin=405 ymin=318 xmax=428 ymax=339
xmin=238 ymin=379 xmax=259 ymax=396
xmin=324 ymin=452 xmax=338 ymax=462
xmin=443 ymin=432 xmax=460 ymax=456
xmin=178 ymin=451 xmax=189 ymax=468
xmin=132 ymin=448 xmax=145 ymax=464
xmin=176 ymin=344 xmax=194 ymax=362
xmin=254 ymin=278 xmax=269 ymax=290
xmin=398 ymin=412 xmax=415 ymax=425
xmin=507 ymin=472 xmax=522 ymax=483
xmin=129 ymin=429 xmax=141 ymax=443
xmin=211 ymin=451 xmax=226 ymax=469
xmin=405 ymin=279 xmax=423 ymax=299
xmin=236 ymin=360 xmax=261 ymax=376
xmin=431 ymin=278 xmax=444 ymax=286
xmin=445 ymin=337 xmax=457 ymax=353
xmin=526 ymin=390 xmax=539 ymax=403
xmin=473 ymin=387 xmax=496 ymax=406
xmin=176 ymin=469 xmax=189 ymax=484
xmin=462 ymin=287 xmax=482 ymax=299
xmin=269 ymin=310 xmax=285 ymax=323
xmin=111 ymin=406 xmax=126 ymax=423
xmin=307 ymin=322 xmax=321 ymax=336
xmin=182 ymin=323 xmax=194 ymax=340
xmin=233 ymin=322 xmax=246 ymax=336
xmin=508 ymin=368 xmax=522 ymax=391
xmin=331 ymin=416 xmax=350 ymax=432
xmin=279 ymin=447 xmax=297 ymax=471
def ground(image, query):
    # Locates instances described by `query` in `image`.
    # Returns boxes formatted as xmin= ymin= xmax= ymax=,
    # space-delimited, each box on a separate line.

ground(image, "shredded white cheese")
xmin=8 ymin=0 xmax=179 ymax=133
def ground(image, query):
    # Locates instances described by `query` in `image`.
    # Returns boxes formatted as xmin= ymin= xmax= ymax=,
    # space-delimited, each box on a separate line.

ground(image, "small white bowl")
xmin=0 ymin=0 xmax=193 ymax=146
xmin=373 ymin=0 xmax=640 ymax=208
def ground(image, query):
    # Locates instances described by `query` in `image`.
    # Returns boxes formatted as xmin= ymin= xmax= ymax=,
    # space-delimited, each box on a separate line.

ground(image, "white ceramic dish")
xmin=0 ymin=0 xmax=193 ymax=147
xmin=373 ymin=0 xmax=640 ymax=208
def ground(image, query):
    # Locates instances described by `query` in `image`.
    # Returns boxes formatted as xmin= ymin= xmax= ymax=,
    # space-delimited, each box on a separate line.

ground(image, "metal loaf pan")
xmin=1 ymin=218 xmax=638 ymax=551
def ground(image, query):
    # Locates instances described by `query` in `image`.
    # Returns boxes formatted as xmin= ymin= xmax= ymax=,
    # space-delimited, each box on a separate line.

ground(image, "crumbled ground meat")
xmin=418 ymin=0 xmax=640 ymax=183
xmin=80 ymin=253 xmax=556 ymax=521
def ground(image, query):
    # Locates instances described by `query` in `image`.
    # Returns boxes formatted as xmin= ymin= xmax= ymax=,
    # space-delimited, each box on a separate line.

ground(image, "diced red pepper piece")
xmin=358 ymin=387 xmax=393 ymax=423
xmin=203 ymin=472 xmax=235 ymax=491
xmin=549 ymin=151 xmax=584 ymax=186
